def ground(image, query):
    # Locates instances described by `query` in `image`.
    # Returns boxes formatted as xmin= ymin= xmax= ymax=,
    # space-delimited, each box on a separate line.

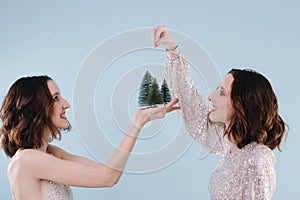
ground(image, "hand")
xmin=152 ymin=25 xmax=177 ymax=50
xmin=132 ymin=98 xmax=180 ymax=128
xmin=146 ymin=98 xmax=180 ymax=122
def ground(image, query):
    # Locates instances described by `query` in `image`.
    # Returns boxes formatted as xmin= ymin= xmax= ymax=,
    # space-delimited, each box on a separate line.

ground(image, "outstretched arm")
xmin=13 ymin=99 xmax=179 ymax=188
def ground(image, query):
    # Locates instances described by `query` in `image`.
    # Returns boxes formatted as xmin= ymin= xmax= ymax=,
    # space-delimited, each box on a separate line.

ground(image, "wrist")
xmin=132 ymin=111 xmax=147 ymax=129
xmin=167 ymin=49 xmax=181 ymax=58
xmin=166 ymin=44 xmax=178 ymax=52
xmin=166 ymin=42 xmax=180 ymax=58
xmin=165 ymin=41 xmax=177 ymax=51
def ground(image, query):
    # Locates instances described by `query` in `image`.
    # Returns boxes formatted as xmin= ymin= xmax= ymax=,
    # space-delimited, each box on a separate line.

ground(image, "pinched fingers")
xmin=152 ymin=25 xmax=167 ymax=47
xmin=165 ymin=98 xmax=180 ymax=113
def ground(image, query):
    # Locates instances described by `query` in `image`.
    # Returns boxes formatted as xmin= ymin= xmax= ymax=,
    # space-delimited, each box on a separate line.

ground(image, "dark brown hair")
xmin=0 ymin=76 xmax=62 ymax=157
xmin=225 ymin=69 xmax=286 ymax=151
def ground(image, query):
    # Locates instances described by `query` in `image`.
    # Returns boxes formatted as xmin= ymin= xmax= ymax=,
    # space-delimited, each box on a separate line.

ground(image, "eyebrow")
xmin=218 ymin=86 xmax=226 ymax=91
xmin=52 ymin=92 xmax=60 ymax=96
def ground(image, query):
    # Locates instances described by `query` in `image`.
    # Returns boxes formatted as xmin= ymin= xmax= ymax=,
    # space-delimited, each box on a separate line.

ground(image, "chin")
xmin=208 ymin=113 xmax=216 ymax=122
xmin=209 ymin=112 xmax=225 ymax=123
xmin=61 ymin=125 xmax=69 ymax=129
xmin=56 ymin=122 xmax=70 ymax=130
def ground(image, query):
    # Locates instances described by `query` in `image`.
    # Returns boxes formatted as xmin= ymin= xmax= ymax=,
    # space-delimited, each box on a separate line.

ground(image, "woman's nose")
xmin=208 ymin=91 xmax=216 ymax=102
xmin=208 ymin=94 xmax=213 ymax=102
xmin=208 ymin=94 xmax=212 ymax=101
xmin=63 ymin=98 xmax=70 ymax=109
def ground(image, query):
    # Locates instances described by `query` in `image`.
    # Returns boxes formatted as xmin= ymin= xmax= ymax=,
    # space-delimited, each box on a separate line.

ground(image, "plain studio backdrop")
xmin=0 ymin=1 xmax=299 ymax=199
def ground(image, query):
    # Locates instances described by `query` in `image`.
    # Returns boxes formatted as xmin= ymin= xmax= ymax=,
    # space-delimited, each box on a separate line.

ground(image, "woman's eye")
xmin=54 ymin=96 xmax=60 ymax=101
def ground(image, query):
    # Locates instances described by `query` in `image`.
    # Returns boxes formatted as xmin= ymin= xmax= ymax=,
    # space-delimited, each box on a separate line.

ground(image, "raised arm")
xmin=10 ymin=99 xmax=179 ymax=188
xmin=152 ymin=26 xmax=230 ymax=155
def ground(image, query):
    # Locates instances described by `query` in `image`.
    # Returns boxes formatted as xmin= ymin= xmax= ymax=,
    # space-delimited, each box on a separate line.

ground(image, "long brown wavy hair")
xmin=0 ymin=76 xmax=62 ymax=157
xmin=225 ymin=69 xmax=286 ymax=151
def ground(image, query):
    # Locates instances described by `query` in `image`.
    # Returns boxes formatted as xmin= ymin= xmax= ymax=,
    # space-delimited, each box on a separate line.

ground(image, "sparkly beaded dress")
xmin=165 ymin=55 xmax=276 ymax=200
xmin=11 ymin=181 xmax=73 ymax=200
xmin=48 ymin=181 xmax=73 ymax=200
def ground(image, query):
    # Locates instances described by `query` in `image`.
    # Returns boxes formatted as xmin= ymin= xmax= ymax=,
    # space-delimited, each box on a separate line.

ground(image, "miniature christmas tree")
xmin=138 ymin=71 xmax=153 ymax=107
xmin=147 ymin=78 xmax=163 ymax=106
xmin=138 ymin=71 xmax=171 ymax=107
xmin=160 ymin=78 xmax=171 ymax=105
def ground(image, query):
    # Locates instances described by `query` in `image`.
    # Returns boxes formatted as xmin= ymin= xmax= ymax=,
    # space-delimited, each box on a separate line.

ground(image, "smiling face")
xmin=47 ymin=80 xmax=70 ymax=129
xmin=208 ymin=74 xmax=234 ymax=126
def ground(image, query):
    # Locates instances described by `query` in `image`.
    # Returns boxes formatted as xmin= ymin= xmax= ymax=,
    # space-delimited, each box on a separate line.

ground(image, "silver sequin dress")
xmin=48 ymin=181 xmax=73 ymax=200
xmin=11 ymin=181 xmax=73 ymax=200
xmin=165 ymin=55 xmax=276 ymax=200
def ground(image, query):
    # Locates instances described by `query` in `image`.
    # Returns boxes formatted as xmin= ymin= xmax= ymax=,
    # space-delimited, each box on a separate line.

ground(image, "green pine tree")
xmin=138 ymin=71 xmax=153 ymax=106
xmin=147 ymin=78 xmax=163 ymax=106
xmin=160 ymin=79 xmax=171 ymax=104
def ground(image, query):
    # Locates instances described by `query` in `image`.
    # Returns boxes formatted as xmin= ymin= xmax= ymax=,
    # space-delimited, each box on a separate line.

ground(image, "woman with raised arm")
xmin=152 ymin=25 xmax=286 ymax=200
xmin=0 ymin=75 xmax=179 ymax=200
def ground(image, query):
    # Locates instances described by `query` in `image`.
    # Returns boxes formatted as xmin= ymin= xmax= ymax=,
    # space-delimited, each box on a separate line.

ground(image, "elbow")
xmin=98 ymin=165 xmax=122 ymax=188
xmin=103 ymin=183 xmax=114 ymax=188
xmin=101 ymin=173 xmax=121 ymax=188
xmin=103 ymin=179 xmax=119 ymax=188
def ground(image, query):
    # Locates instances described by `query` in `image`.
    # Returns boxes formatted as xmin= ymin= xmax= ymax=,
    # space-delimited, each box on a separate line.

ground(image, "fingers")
xmin=169 ymin=105 xmax=180 ymax=112
xmin=140 ymin=98 xmax=180 ymax=123
xmin=155 ymin=25 xmax=166 ymax=43
xmin=152 ymin=25 xmax=167 ymax=47
xmin=151 ymin=28 xmax=157 ymax=47
xmin=165 ymin=98 xmax=180 ymax=113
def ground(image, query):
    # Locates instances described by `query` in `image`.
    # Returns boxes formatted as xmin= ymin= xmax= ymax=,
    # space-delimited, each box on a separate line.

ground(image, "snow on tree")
xmin=138 ymin=71 xmax=153 ymax=106
xmin=160 ymin=78 xmax=171 ymax=105
xmin=147 ymin=78 xmax=163 ymax=106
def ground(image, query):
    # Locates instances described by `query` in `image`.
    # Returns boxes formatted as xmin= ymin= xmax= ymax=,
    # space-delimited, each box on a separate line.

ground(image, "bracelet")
xmin=131 ymin=122 xmax=142 ymax=131
xmin=166 ymin=44 xmax=178 ymax=52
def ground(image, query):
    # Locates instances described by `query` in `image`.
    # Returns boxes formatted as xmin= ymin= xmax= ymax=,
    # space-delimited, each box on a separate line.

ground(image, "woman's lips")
xmin=60 ymin=112 xmax=67 ymax=119
xmin=210 ymin=105 xmax=217 ymax=112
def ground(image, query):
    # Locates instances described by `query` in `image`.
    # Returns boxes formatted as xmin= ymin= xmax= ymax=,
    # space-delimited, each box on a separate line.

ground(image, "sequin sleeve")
xmin=208 ymin=143 xmax=276 ymax=199
xmin=165 ymin=54 xmax=230 ymax=155
xmin=240 ymin=150 xmax=276 ymax=200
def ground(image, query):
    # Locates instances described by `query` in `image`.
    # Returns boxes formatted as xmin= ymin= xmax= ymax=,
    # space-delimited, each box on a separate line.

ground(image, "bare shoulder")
xmin=8 ymin=149 xmax=46 ymax=178
xmin=8 ymin=148 xmax=65 ymax=174
xmin=10 ymin=149 xmax=41 ymax=164
xmin=9 ymin=149 xmax=48 ymax=166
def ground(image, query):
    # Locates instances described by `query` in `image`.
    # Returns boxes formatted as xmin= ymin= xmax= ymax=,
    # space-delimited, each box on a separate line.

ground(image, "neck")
xmin=37 ymin=129 xmax=51 ymax=152
xmin=229 ymin=143 xmax=239 ymax=154
xmin=225 ymin=119 xmax=230 ymax=129
xmin=38 ymin=141 xmax=48 ymax=152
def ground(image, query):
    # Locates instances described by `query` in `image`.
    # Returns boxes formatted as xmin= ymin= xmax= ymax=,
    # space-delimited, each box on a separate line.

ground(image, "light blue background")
xmin=0 ymin=0 xmax=299 ymax=199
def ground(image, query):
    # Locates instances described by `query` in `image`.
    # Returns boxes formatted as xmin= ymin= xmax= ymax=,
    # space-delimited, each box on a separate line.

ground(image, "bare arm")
xmin=16 ymin=99 xmax=179 ymax=188
xmin=47 ymin=145 xmax=102 ymax=168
